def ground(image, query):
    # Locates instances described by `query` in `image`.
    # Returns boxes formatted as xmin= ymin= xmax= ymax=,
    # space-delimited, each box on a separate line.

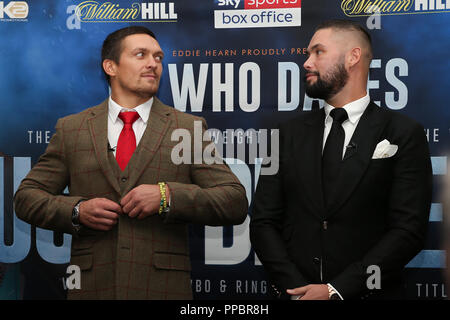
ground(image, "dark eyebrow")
xmin=132 ymin=47 xmax=149 ymax=53
xmin=306 ymin=43 xmax=324 ymax=55
xmin=131 ymin=47 xmax=164 ymax=57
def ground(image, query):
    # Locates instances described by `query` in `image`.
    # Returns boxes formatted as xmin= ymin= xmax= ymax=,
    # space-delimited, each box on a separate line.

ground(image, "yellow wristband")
xmin=158 ymin=182 xmax=166 ymax=215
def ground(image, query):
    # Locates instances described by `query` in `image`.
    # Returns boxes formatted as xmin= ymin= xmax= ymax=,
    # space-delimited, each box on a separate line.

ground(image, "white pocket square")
xmin=372 ymin=139 xmax=398 ymax=159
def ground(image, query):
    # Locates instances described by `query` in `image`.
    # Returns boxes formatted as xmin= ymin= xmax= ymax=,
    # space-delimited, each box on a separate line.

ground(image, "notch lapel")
xmin=87 ymin=99 xmax=121 ymax=196
xmin=123 ymin=97 xmax=172 ymax=194
xmin=325 ymin=102 xmax=386 ymax=217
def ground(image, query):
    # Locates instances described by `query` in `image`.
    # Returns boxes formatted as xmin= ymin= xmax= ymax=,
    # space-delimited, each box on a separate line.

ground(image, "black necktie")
xmin=322 ymin=108 xmax=348 ymax=208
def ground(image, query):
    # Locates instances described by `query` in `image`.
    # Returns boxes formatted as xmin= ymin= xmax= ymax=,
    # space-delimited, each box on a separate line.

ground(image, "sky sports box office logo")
xmin=214 ymin=0 xmax=301 ymax=28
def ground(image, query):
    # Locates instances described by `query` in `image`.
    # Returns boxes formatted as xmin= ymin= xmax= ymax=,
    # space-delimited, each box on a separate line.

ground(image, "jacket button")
xmin=313 ymin=257 xmax=320 ymax=264
xmin=121 ymin=177 xmax=127 ymax=182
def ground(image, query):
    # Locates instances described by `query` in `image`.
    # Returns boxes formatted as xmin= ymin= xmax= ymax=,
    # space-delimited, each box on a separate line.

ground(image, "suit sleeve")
xmin=14 ymin=118 xmax=86 ymax=235
xmin=164 ymin=118 xmax=248 ymax=226
xmin=249 ymin=124 xmax=309 ymax=297
xmin=330 ymin=122 xmax=432 ymax=299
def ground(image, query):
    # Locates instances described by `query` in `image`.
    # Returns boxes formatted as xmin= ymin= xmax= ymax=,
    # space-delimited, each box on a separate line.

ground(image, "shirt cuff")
xmin=327 ymin=283 xmax=344 ymax=300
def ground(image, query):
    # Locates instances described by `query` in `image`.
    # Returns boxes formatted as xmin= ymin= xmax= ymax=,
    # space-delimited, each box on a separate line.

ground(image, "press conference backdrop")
xmin=0 ymin=0 xmax=449 ymax=300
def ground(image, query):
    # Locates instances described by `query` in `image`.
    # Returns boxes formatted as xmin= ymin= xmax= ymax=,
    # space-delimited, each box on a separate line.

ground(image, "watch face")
xmin=72 ymin=206 xmax=80 ymax=224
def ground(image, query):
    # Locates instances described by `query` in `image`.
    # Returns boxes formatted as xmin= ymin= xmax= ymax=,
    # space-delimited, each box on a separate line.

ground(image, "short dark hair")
xmin=101 ymin=26 xmax=157 ymax=84
xmin=316 ymin=19 xmax=373 ymax=61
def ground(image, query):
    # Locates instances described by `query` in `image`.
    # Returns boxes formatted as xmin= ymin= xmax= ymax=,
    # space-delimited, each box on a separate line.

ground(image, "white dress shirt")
xmin=322 ymin=94 xmax=371 ymax=158
xmin=108 ymin=96 xmax=153 ymax=157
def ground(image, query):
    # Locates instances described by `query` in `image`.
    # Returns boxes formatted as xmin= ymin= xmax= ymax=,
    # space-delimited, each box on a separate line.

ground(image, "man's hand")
xmin=287 ymin=284 xmax=329 ymax=300
xmin=79 ymin=198 xmax=122 ymax=231
xmin=121 ymin=184 xmax=170 ymax=219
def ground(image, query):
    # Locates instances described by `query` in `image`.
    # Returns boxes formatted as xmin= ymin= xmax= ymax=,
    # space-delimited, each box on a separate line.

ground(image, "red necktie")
xmin=116 ymin=111 xmax=140 ymax=171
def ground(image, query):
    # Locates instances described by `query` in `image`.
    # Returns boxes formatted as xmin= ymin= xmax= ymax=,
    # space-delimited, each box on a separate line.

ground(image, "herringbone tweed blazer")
xmin=14 ymin=97 xmax=248 ymax=299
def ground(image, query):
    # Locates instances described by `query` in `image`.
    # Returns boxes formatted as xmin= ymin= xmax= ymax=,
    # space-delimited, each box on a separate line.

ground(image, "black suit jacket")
xmin=250 ymin=102 xmax=432 ymax=299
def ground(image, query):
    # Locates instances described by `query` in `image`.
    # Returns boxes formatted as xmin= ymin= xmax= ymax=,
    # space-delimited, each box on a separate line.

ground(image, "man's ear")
xmin=102 ymin=59 xmax=117 ymax=78
xmin=347 ymin=47 xmax=362 ymax=68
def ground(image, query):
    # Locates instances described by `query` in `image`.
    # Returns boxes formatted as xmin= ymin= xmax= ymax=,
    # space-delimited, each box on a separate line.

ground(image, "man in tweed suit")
xmin=14 ymin=26 xmax=248 ymax=299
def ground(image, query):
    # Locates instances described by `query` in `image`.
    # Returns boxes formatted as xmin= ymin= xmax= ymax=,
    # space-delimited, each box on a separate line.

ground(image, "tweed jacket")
xmin=14 ymin=97 xmax=248 ymax=299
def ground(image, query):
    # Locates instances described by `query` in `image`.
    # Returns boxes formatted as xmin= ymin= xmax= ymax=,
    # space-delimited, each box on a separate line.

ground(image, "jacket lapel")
xmin=124 ymin=97 xmax=172 ymax=194
xmin=87 ymin=99 xmax=121 ymax=196
xmin=325 ymin=102 xmax=387 ymax=218
xmin=293 ymin=109 xmax=326 ymax=220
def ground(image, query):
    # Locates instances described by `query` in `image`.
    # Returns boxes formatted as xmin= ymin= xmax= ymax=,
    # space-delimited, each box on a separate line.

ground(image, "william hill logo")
xmin=75 ymin=1 xmax=178 ymax=22
xmin=341 ymin=0 xmax=450 ymax=16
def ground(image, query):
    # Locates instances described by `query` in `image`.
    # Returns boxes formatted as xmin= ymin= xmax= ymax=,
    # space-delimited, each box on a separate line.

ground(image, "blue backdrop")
xmin=0 ymin=0 xmax=449 ymax=299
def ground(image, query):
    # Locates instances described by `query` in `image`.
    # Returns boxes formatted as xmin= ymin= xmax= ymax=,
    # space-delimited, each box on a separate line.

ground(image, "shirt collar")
xmin=324 ymin=93 xmax=370 ymax=125
xmin=108 ymin=96 xmax=153 ymax=124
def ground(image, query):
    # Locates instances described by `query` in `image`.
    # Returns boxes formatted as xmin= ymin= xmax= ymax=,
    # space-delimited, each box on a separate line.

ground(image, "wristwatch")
xmin=327 ymin=284 xmax=341 ymax=300
xmin=72 ymin=201 xmax=82 ymax=229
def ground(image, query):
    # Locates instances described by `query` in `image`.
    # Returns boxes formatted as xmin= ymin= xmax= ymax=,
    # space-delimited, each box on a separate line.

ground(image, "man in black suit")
xmin=250 ymin=20 xmax=432 ymax=300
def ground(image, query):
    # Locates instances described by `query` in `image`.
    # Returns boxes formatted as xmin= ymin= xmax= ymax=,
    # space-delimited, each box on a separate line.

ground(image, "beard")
xmin=117 ymin=77 xmax=160 ymax=99
xmin=304 ymin=59 xmax=349 ymax=101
